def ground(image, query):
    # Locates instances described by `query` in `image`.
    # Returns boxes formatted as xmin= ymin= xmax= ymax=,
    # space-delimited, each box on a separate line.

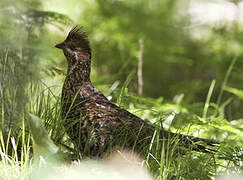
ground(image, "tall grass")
xmin=0 ymin=51 xmax=242 ymax=179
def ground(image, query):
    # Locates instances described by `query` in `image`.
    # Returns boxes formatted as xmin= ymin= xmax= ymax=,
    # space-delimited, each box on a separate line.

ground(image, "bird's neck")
xmin=66 ymin=60 xmax=91 ymax=84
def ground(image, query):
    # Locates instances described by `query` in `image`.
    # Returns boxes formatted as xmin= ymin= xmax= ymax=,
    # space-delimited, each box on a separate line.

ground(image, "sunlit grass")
xmin=0 ymin=50 xmax=243 ymax=180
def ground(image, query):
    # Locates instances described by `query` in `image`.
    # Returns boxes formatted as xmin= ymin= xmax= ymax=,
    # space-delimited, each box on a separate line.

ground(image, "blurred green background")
xmin=1 ymin=1 xmax=243 ymax=178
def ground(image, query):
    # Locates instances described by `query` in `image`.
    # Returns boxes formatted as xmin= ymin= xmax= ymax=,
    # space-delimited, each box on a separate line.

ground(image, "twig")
xmin=138 ymin=39 xmax=144 ymax=95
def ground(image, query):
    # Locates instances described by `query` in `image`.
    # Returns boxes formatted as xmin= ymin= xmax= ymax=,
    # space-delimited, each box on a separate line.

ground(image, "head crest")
xmin=66 ymin=26 xmax=91 ymax=54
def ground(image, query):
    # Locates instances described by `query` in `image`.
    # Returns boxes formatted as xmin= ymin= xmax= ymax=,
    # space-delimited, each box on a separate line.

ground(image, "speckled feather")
xmin=57 ymin=27 xmax=218 ymax=158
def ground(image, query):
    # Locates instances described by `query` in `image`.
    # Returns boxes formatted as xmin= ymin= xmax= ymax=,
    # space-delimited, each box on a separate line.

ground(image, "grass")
xmin=0 ymin=51 xmax=243 ymax=179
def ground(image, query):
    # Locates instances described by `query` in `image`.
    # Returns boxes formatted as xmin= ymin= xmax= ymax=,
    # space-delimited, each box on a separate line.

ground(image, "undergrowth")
xmin=0 ymin=51 xmax=243 ymax=180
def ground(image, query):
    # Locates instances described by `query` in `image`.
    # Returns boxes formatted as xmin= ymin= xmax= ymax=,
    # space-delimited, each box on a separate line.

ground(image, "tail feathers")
xmin=161 ymin=131 xmax=219 ymax=153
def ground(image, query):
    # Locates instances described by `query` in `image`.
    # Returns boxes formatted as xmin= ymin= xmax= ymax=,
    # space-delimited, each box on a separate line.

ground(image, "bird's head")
xmin=55 ymin=26 xmax=91 ymax=65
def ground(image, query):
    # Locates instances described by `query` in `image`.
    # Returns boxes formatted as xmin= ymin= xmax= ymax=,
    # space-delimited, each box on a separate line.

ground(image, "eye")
xmin=69 ymin=46 xmax=76 ymax=51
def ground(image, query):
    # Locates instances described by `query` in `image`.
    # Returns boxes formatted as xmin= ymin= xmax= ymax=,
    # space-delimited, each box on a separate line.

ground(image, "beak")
xmin=55 ymin=42 xmax=65 ymax=49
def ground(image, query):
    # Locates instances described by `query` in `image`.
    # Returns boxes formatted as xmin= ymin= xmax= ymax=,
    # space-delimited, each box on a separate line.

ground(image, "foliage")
xmin=0 ymin=0 xmax=243 ymax=179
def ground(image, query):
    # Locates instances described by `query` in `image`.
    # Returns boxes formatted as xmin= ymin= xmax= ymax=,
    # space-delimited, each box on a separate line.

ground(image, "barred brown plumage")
xmin=55 ymin=26 xmax=219 ymax=158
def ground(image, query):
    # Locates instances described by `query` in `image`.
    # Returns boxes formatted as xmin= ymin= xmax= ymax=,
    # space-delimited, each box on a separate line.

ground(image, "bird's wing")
xmin=75 ymin=84 xmax=219 ymax=153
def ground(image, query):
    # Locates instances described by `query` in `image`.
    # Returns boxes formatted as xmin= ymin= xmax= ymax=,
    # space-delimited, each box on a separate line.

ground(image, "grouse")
xmin=55 ymin=27 xmax=218 ymax=158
